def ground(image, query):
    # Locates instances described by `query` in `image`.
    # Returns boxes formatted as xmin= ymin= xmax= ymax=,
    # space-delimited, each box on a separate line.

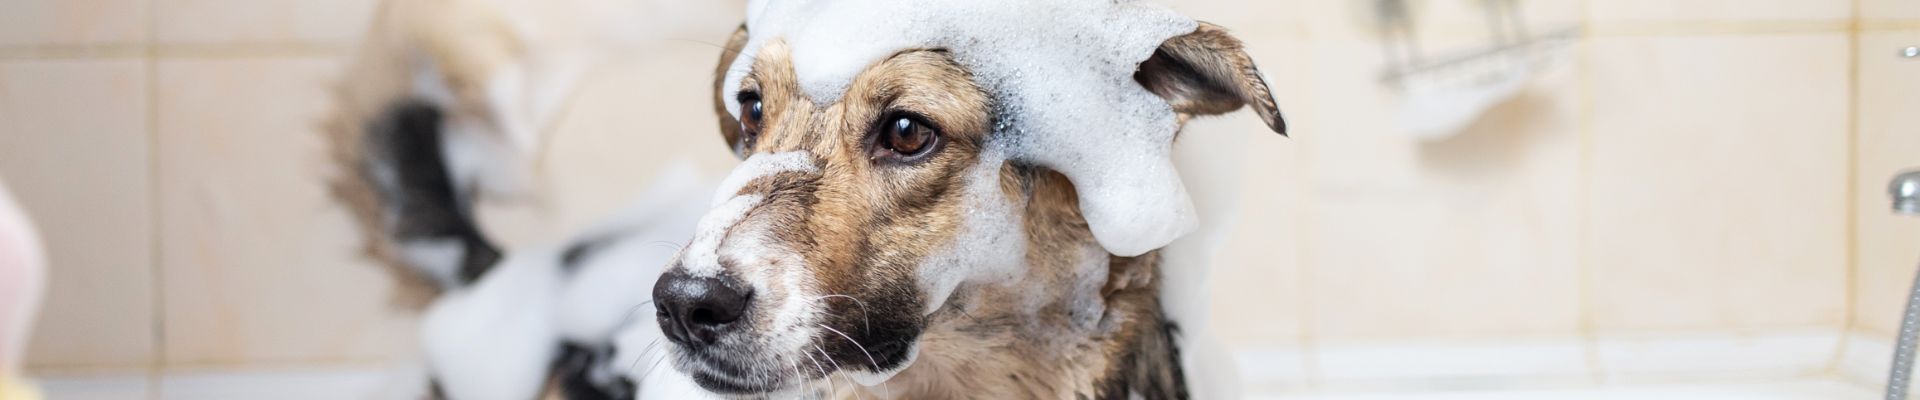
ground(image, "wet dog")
xmin=649 ymin=2 xmax=1286 ymax=398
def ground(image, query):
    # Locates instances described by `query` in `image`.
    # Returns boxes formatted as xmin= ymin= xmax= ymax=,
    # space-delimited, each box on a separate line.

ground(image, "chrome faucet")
xmin=1895 ymin=170 xmax=1920 ymax=215
xmin=1887 ymin=169 xmax=1920 ymax=400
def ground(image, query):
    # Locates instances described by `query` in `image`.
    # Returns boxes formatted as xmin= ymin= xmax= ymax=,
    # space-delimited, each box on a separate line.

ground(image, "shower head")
xmin=1895 ymin=169 xmax=1920 ymax=215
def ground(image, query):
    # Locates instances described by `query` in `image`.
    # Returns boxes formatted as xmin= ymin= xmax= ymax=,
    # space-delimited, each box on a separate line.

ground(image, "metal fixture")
xmin=1372 ymin=0 xmax=1577 ymax=87
xmin=1886 ymin=169 xmax=1920 ymax=400
xmin=1897 ymin=170 xmax=1920 ymax=215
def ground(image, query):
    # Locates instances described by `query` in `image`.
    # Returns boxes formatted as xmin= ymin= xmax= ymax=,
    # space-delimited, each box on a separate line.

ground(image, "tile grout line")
xmin=1573 ymin=0 xmax=1606 ymax=386
xmin=1827 ymin=0 xmax=1864 ymax=379
xmin=1584 ymin=20 xmax=1853 ymax=37
xmin=0 ymin=43 xmax=349 ymax=61
xmin=144 ymin=0 xmax=163 ymax=398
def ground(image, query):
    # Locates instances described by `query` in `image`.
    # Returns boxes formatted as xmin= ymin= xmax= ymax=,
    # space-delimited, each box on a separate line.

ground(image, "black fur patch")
xmin=427 ymin=379 xmax=448 ymax=400
xmin=363 ymin=100 xmax=500 ymax=284
xmin=552 ymin=342 xmax=636 ymax=400
xmin=559 ymin=233 xmax=628 ymax=273
xmin=1095 ymin=321 xmax=1189 ymax=400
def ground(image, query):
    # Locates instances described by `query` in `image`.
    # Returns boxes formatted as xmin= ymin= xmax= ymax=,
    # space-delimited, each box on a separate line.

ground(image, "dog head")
xmin=652 ymin=3 xmax=1283 ymax=395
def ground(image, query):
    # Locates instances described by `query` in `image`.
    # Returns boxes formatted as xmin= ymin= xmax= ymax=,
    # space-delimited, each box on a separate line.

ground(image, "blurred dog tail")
xmin=331 ymin=98 xmax=504 ymax=296
xmin=370 ymin=100 xmax=502 ymax=288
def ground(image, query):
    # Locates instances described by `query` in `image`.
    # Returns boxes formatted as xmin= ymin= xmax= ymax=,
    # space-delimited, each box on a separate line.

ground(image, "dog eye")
xmin=874 ymin=114 xmax=938 ymax=161
xmin=737 ymin=92 xmax=764 ymax=151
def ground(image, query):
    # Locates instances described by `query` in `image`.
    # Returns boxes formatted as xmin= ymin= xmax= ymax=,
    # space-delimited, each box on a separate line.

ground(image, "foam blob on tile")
xmin=722 ymin=0 xmax=1200 ymax=256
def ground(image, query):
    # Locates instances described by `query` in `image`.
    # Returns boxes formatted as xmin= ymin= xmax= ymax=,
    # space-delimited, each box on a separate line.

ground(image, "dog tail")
xmin=351 ymin=99 xmax=502 ymax=290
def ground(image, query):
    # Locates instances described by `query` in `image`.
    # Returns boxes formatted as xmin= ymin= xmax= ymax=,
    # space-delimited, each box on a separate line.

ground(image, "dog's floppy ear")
xmin=713 ymin=24 xmax=750 ymax=154
xmin=1135 ymin=22 xmax=1286 ymax=135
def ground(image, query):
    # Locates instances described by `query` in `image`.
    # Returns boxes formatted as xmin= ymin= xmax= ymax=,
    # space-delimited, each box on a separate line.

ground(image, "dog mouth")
xmin=672 ymin=345 xmax=828 ymax=395
xmin=688 ymin=369 xmax=784 ymax=395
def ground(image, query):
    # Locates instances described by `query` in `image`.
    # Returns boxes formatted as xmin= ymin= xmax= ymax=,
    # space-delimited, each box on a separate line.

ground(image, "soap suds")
xmin=723 ymin=0 xmax=1202 ymax=256
xmin=710 ymin=151 xmax=816 ymax=206
xmin=681 ymin=194 xmax=765 ymax=278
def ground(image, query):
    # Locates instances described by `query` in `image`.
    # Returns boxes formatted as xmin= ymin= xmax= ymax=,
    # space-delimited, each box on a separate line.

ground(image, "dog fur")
xmin=652 ymin=21 xmax=1282 ymax=399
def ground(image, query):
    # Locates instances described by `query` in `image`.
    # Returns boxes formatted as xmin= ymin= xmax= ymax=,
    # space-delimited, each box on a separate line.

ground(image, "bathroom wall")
xmin=1203 ymin=0 xmax=1858 ymax=345
xmin=0 ymin=0 xmax=1889 ymax=383
xmin=1852 ymin=2 xmax=1920 ymax=346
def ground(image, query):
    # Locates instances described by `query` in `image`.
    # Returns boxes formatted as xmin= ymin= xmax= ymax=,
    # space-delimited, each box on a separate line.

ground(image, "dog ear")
xmin=713 ymin=24 xmax=750 ymax=154
xmin=1135 ymin=22 xmax=1286 ymax=135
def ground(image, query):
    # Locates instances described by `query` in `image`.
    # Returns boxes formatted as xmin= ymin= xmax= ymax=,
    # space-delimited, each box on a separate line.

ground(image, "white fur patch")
xmin=420 ymin=248 xmax=563 ymax=400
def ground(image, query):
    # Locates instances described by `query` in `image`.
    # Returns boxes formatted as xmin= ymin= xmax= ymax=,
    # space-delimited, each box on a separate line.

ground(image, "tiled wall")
xmin=0 ymin=0 xmax=1905 ymax=375
xmin=1852 ymin=6 xmax=1920 ymax=338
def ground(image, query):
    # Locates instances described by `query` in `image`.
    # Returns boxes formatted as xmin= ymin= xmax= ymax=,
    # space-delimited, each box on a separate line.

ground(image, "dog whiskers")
xmin=786 ymin=357 xmax=811 ymax=400
xmin=812 ymin=294 xmax=874 ymax=334
xmin=821 ymin=323 xmax=894 ymax=398
xmin=645 ymin=240 xmax=686 ymax=251
xmin=802 ymin=348 xmax=833 ymax=398
xmin=818 ymin=324 xmax=882 ymax=371
xmin=627 ymin=338 xmax=672 ymax=392
xmin=619 ymin=300 xmax=655 ymax=327
xmin=627 ymin=338 xmax=661 ymax=372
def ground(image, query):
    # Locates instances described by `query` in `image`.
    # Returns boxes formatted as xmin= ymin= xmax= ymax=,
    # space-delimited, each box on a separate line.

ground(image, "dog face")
xmin=653 ymin=22 xmax=1282 ymax=396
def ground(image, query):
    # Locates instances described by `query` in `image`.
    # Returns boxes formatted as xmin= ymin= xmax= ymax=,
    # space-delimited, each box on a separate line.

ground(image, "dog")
xmin=649 ymin=0 xmax=1286 ymax=398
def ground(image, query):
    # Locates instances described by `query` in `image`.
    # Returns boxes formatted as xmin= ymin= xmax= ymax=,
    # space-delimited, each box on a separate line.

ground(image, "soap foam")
xmin=723 ymin=0 xmax=1201 ymax=256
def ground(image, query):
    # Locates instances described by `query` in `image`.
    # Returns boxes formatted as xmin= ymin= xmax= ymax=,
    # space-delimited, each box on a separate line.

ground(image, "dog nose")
xmin=653 ymin=269 xmax=752 ymax=346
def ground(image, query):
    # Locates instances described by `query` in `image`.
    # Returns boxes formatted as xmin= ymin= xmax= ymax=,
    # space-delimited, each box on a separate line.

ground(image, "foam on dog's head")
xmin=723 ymin=0 xmax=1200 ymax=256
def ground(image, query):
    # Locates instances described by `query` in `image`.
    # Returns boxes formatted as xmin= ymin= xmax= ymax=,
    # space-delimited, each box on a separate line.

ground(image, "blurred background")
xmin=0 ymin=0 xmax=1914 ymax=398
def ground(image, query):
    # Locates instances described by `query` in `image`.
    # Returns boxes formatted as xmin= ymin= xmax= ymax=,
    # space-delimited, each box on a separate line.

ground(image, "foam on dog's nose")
xmin=683 ymin=151 xmax=817 ymax=278
xmin=710 ymin=151 xmax=816 ymax=207
xmin=724 ymin=0 xmax=1201 ymax=256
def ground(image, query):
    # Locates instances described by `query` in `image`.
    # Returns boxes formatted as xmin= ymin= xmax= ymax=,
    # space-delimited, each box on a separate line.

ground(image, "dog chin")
xmin=687 ymin=370 xmax=784 ymax=395
xmin=671 ymin=350 xmax=814 ymax=397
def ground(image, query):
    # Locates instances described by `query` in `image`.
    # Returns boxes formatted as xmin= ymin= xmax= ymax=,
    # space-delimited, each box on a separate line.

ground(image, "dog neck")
xmin=848 ymin=167 xmax=1188 ymax=399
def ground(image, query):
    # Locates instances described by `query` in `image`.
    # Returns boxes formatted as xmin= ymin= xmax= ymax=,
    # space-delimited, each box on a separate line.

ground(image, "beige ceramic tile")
xmin=0 ymin=60 xmax=155 ymax=369
xmin=1852 ymin=30 xmax=1920 ymax=337
xmin=1586 ymin=34 xmax=1849 ymax=333
xmin=155 ymin=57 xmax=416 ymax=365
xmin=0 ymin=0 xmax=148 ymax=48
xmin=1290 ymin=36 xmax=1584 ymax=341
xmin=153 ymin=0 xmax=378 ymax=46
xmin=1586 ymin=1 xmax=1853 ymax=24
xmin=1861 ymin=0 xmax=1920 ymax=21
